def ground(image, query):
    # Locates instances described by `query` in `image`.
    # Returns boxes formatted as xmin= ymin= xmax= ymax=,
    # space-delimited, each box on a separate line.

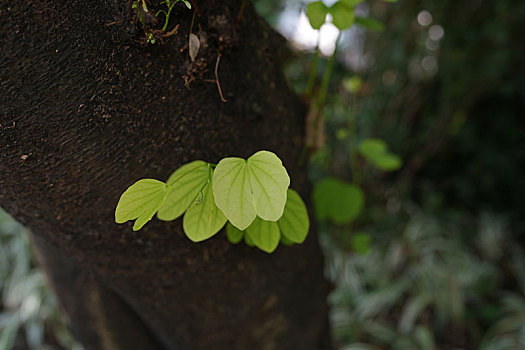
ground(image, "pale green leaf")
xmin=375 ymin=153 xmax=402 ymax=171
xmin=359 ymin=138 xmax=402 ymax=171
xmin=115 ymin=179 xmax=168 ymax=231
xmin=246 ymin=217 xmax=281 ymax=253
xmin=183 ymin=181 xmax=227 ymax=242
xmin=278 ymin=189 xmax=310 ymax=244
xmin=213 ymin=151 xmax=289 ymax=229
xmin=306 ymin=1 xmax=329 ymax=30
xmin=246 ymin=150 xmax=290 ymax=222
xmin=226 ymin=222 xmax=244 ymax=244
xmin=212 ymin=157 xmax=256 ymax=230
xmin=343 ymin=76 xmax=362 ymax=94
xmin=330 ymin=2 xmax=355 ymax=30
xmin=157 ymin=161 xmax=209 ymax=221
xmin=313 ymin=177 xmax=364 ymax=224
xmin=359 ymin=138 xmax=388 ymax=160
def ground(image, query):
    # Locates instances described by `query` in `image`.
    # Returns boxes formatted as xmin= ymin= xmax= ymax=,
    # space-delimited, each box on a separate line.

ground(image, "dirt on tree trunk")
xmin=0 ymin=0 xmax=331 ymax=349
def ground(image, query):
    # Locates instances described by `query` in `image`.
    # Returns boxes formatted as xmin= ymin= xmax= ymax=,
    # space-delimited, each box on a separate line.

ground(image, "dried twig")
xmin=161 ymin=24 xmax=180 ymax=38
xmin=214 ymin=53 xmax=227 ymax=103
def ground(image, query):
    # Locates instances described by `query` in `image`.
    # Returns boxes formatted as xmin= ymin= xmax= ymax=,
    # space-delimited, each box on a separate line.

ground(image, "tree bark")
xmin=0 ymin=0 xmax=331 ymax=349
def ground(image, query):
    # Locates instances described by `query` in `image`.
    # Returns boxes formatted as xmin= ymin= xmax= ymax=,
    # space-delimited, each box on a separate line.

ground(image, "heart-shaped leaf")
xmin=278 ymin=189 xmax=309 ymax=243
xmin=183 ymin=181 xmax=227 ymax=242
xmin=157 ymin=161 xmax=209 ymax=221
xmin=212 ymin=157 xmax=256 ymax=230
xmin=306 ymin=1 xmax=329 ymax=30
xmin=246 ymin=151 xmax=290 ymax=222
xmin=330 ymin=2 xmax=355 ymax=30
xmin=245 ymin=217 xmax=280 ymax=253
xmin=115 ymin=179 xmax=168 ymax=231
xmin=226 ymin=222 xmax=244 ymax=244
xmin=359 ymin=138 xmax=402 ymax=171
xmin=313 ymin=177 xmax=364 ymax=224
xmin=213 ymin=151 xmax=290 ymax=230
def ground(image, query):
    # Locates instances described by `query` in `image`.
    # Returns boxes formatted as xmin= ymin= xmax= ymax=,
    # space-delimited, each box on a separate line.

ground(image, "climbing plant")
xmin=115 ymin=151 xmax=309 ymax=253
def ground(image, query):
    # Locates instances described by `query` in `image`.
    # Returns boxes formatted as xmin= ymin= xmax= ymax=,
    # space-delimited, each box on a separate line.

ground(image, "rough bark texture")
xmin=0 ymin=0 xmax=331 ymax=349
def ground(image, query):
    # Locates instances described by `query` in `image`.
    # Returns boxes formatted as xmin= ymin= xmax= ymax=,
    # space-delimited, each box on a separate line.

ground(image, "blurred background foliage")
xmin=1 ymin=0 xmax=524 ymax=349
xmin=0 ymin=211 xmax=81 ymax=350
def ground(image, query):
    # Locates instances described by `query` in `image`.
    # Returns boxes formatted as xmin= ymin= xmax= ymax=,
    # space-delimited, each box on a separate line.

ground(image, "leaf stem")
xmin=305 ymin=36 xmax=321 ymax=98
xmin=316 ymin=32 xmax=341 ymax=110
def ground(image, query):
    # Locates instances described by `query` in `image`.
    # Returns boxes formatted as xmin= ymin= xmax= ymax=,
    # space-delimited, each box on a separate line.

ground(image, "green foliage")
xmin=246 ymin=217 xmax=281 ymax=253
xmin=158 ymin=161 xmax=209 ymax=221
xmin=132 ymin=0 xmax=192 ymax=44
xmin=278 ymin=189 xmax=310 ymax=244
xmin=157 ymin=0 xmax=192 ymax=32
xmin=306 ymin=0 xmax=385 ymax=32
xmin=115 ymin=179 xmax=168 ymax=231
xmin=226 ymin=222 xmax=244 ymax=244
xmin=306 ymin=1 xmax=329 ymax=30
xmin=330 ymin=2 xmax=355 ymax=30
xmin=324 ymin=210 xmax=524 ymax=349
xmin=115 ymin=151 xmax=308 ymax=253
xmin=355 ymin=17 xmax=385 ymax=32
xmin=0 ymin=210 xmax=81 ymax=349
xmin=343 ymin=76 xmax=362 ymax=94
xmin=183 ymin=182 xmax=227 ymax=242
xmin=313 ymin=177 xmax=364 ymax=224
xmin=132 ymin=0 xmax=149 ymax=28
xmin=213 ymin=151 xmax=290 ymax=230
xmin=359 ymin=138 xmax=402 ymax=171
xmin=350 ymin=232 xmax=371 ymax=254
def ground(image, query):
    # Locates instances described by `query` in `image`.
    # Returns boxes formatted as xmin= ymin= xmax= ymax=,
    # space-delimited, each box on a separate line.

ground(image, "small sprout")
xmin=147 ymin=33 xmax=156 ymax=44
xmin=157 ymin=0 xmax=192 ymax=32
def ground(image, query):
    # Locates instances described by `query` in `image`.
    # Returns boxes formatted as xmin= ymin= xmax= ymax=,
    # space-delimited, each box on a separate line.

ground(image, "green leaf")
xmin=359 ymin=138 xmax=388 ymax=159
xmin=355 ymin=16 xmax=384 ymax=31
xmin=183 ymin=181 xmax=227 ymax=242
xmin=226 ymin=222 xmax=244 ymax=244
xmin=359 ymin=138 xmax=402 ymax=171
xmin=278 ymin=189 xmax=309 ymax=244
xmin=313 ymin=177 xmax=364 ymax=224
xmin=351 ymin=232 xmax=371 ymax=254
xmin=212 ymin=157 xmax=256 ymax=230
xmin=330 ymin=2 xmax=355 ymax=30
xmin=246 ymin=217 xmax=281 ymax=253
xmin=375 ymin=153 xmax=402 ymax=171
xmin=306 ymin=1 xmax=329 ymax=30
xmin=246 ymin=151 xmax=290 ymax=222
xmin=244 ymin=231 xmax=255 ymax=247
xmin=157 ymin=161 xmax=209 ymax=221
xmin=213 ymin=151 xmax=290 ymax=230
xmin=343 ymin=76 xmax=362 ymax=94
xmin=280 ymin=234 xmax=295 ymax=246
xmin=340 ymin=0 xmax=365 ymax=5
xmin=115 ymin=179 xmax=168 ymax=231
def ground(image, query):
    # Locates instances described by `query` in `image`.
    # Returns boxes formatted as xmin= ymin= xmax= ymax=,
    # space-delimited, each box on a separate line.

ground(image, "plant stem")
xmin=316 ymin=33 xmax=341 ymax=110
xmin=349 ymin=93 xmax=361 ymax=185
xmin=305 ymin=37 xmax=321 ymax=98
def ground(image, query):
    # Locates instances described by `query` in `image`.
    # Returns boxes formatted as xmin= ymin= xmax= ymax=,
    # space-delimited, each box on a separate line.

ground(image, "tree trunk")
xmin=0 ymin=0 xmax=331 ymax=349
